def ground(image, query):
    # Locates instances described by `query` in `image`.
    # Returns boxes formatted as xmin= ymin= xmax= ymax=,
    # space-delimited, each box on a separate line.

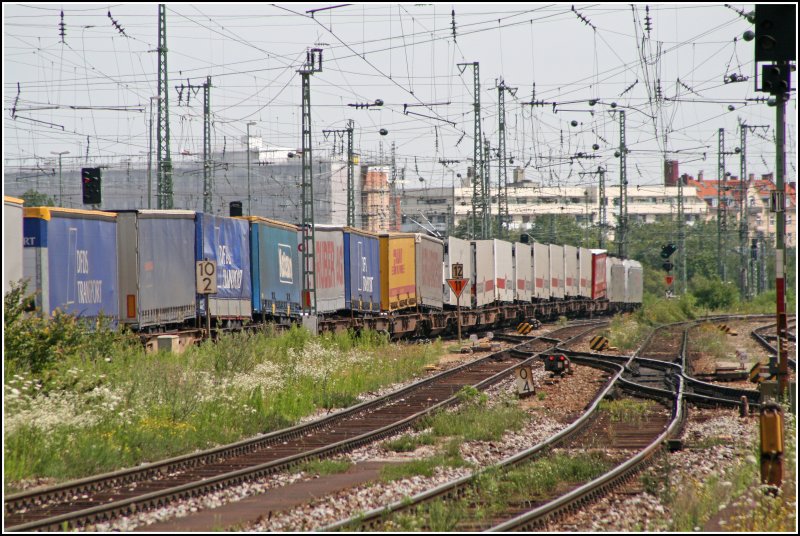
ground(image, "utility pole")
xmin=157 ymin=4 xmax=173 ymax=209
xmin=717 ymin=128 xmax=726 ymax=281
xmin=50 ymin=151 xmax=70 ymax=206
xmin=203 ymin=76 xmax=212 ymax=213
xmin=299 ymin=48 xmax=322 ymax=315
xmin=717 ymin=128 xmax=741 ymax=282
xmin=484 ymin=137 xmax=492 ymax=235
xmin=578 ymin=166 xmax=606 ymax=248
xmin=177 ymin=77 xmax=213 ymax=212
xmin=322 ymin=120 xmax=355 ymax=226
xmin=457 ymin=62 xmax=487 ymax=239
xmin=773 ymin=60 xmax=789 ymax=396
xmin=618 ymin=110 xmax=628 ymax=258
xmin=246 ymin=120 xmax=256 ymax=215
xmin=739 ymin=121 xmax=748 ymax=297
xmin=390 ymin=141 xmax=397 ymax=231
xmin=598 ymin=167 xmax=606 ymax=249
xmin=496 ymin=79 xmax=516 ymax=239
xmin=147 ymin=97 xmax=158 ymax=209
xmin=678 ymin=173 xmax=687 ymax=295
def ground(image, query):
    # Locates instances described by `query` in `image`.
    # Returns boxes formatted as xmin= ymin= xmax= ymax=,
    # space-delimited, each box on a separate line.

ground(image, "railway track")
xmin=751 ymin=319 xmax=797 ymax=371
xmin=324 ymin=314 xmax=773 ymax=532
xmin=323 ymin=331 xmax=672 ymax=531
xmin=4 ymin=322 xmax=605 ymax=532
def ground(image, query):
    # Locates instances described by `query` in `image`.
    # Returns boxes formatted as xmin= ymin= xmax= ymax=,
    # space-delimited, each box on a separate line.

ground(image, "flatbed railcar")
xmin=11 ymin=207 xmax=643 ymax=339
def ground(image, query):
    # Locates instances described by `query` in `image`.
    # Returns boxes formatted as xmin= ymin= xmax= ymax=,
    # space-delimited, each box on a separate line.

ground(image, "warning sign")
xmin=447 ymin=278 xmax=468 ymax=298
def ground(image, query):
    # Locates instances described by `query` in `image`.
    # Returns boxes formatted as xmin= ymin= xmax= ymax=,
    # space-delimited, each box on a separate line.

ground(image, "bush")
xmin=3 ymin=282 xmax=136 ymax=374
xmin=690 ymin=275 xmax=739 ymax=311
xmin=637 ymin=293 xmax=697 ymax=325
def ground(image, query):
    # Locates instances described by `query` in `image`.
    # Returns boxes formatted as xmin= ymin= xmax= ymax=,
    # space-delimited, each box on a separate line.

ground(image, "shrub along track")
xmin=322 ymin=315 xmax=773 ymax=532
xmin=4 ymin=322 xmax=606 ymax=532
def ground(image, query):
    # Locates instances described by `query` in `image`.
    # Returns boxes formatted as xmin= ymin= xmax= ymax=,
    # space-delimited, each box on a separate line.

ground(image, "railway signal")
xmin=81 ymin=167 xmax=102 ymax=205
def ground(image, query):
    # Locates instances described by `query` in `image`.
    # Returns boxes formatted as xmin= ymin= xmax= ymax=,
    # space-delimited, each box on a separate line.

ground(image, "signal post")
xmin=446 ymin=263 xmax=468 ymax=345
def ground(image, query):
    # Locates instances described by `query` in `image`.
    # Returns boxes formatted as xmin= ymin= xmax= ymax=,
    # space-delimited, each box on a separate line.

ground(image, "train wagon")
xmin=312 ymin=226 xmax=346 ymax=314
xmin=195 ymin=213 xmax=251 ymax=321
xmin=379 ymin=232 xmax=417 ymax=311
xmin=549 ymin=244 xmax=565 ymax=299
xmin=607 ymin=256 xmax=626 ymax=304
xmin=4 ymin=196 xmax=24 ymax=295
xmin=443 ymin=236 xmax=472 ymax=307
xmin=625 ymin=259 xmax=644 ymax=304
xmin=564 ymin=244 xmax=579 ymax=297
xmin=23 ymin=207 xmax=118 ymax=321
xmin=532 ymin=241 xmax=550 ymax=300
xmin=514 ymin=242 xmax=532 ymax=303
xmin=415 ymin=233 xmax=444 ymax=309
xmin=116 ymin=210 xmax=197 ymax=329
xmin=344 ymin=227 xmax=380 ymax=312
xmin=247 ymin=216 xmax=302 ymax=319
xmin=493 ymin=239 xmax=514 ymax=303
xmin=578 ymin=247 xmax=592 ymax=298
xmin=590 ymin=249 xmax=608 ymax=300
xmin=472 ymin=240 xmax=495 ymax=307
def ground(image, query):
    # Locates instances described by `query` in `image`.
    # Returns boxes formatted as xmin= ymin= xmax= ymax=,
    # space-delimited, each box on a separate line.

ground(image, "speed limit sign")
xmin=196 ymin=260 xmax=218 ymax=294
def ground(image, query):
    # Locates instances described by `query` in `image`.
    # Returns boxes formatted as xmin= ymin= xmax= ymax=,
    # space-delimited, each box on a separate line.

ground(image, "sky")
xmin=3 ymin=3 xmax=797 ymax=194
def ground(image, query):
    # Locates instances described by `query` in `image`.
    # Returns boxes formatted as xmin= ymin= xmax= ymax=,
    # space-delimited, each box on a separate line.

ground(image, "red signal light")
xmin=549 ymin=356 xmax=555 ymax=361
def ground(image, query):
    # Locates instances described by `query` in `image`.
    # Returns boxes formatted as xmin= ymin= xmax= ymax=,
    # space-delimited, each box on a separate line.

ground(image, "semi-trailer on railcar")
xmin=11 ymin=206 xmax=644 ymax=339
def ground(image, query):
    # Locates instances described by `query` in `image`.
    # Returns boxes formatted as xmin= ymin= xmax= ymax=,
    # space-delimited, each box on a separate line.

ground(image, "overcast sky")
xmin=3 ymin=3 xmax=797 ymax=193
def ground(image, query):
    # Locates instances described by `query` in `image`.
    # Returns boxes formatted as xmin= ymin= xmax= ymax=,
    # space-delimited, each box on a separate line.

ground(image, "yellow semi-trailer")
xmin=379 ymin=232 xmax=417 ymax=312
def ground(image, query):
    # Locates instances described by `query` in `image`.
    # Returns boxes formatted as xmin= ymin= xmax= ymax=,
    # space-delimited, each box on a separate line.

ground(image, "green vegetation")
xmin=19 ymin=189 xmax=56 ymax=207
xmin=381 ymin=387 xmax=526 ymax=484
xmin=689 ymin=323 xmax=733 ymax=362
xmin=640 ymin=413 xmax=795 ymax=532
xmin=414 ymin=386 xmax=527 ymax=442
xmin=379 ymin=450 xmax=469 ymax=482
xmin=388 ymin=452 xmax=611 ymax=531
xmin=606 ymin=314 xmax=651 ymax=352
xmin=598 ymin=399 xmax=656 ymax=424
xmin=294 ymin=458 xmax=352 ymax=476
xmin=3 ymin=285 xmax=444 ymax=489
xmin=384 ymin=433 xmax=436 ymax=453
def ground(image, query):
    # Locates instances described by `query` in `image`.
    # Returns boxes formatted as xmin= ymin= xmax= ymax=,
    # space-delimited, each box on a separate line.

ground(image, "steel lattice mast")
xmin=617 ymin=110 xmax=627 ymax=258
xmin=299 ymin=49 xmax=322 ymax=314
xmin=496 ymin=79 xmax=516 ymax=239
xmin=157 ymin=4 xmax=173 ymax=209
xmin=203 ymin=77 xmax=212 ymax=212
xmin=458 ymin=62 xmax=487 ymax=239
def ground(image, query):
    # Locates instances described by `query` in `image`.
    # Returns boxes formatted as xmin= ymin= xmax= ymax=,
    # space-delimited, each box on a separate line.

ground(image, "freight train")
xmin=5 ymin=198 xmax=643 ymax=339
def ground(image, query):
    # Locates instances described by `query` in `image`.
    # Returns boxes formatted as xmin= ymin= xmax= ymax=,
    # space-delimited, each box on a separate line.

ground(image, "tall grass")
xmin=3 ymin=313 xmax=443 ymax=489
xmin=689 ymin=323 xmax=733 ymax=362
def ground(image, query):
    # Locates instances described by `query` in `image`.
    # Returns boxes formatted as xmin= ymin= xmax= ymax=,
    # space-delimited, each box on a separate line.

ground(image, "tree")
xmin=20 ymin=189 xmax=55 ymax=207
